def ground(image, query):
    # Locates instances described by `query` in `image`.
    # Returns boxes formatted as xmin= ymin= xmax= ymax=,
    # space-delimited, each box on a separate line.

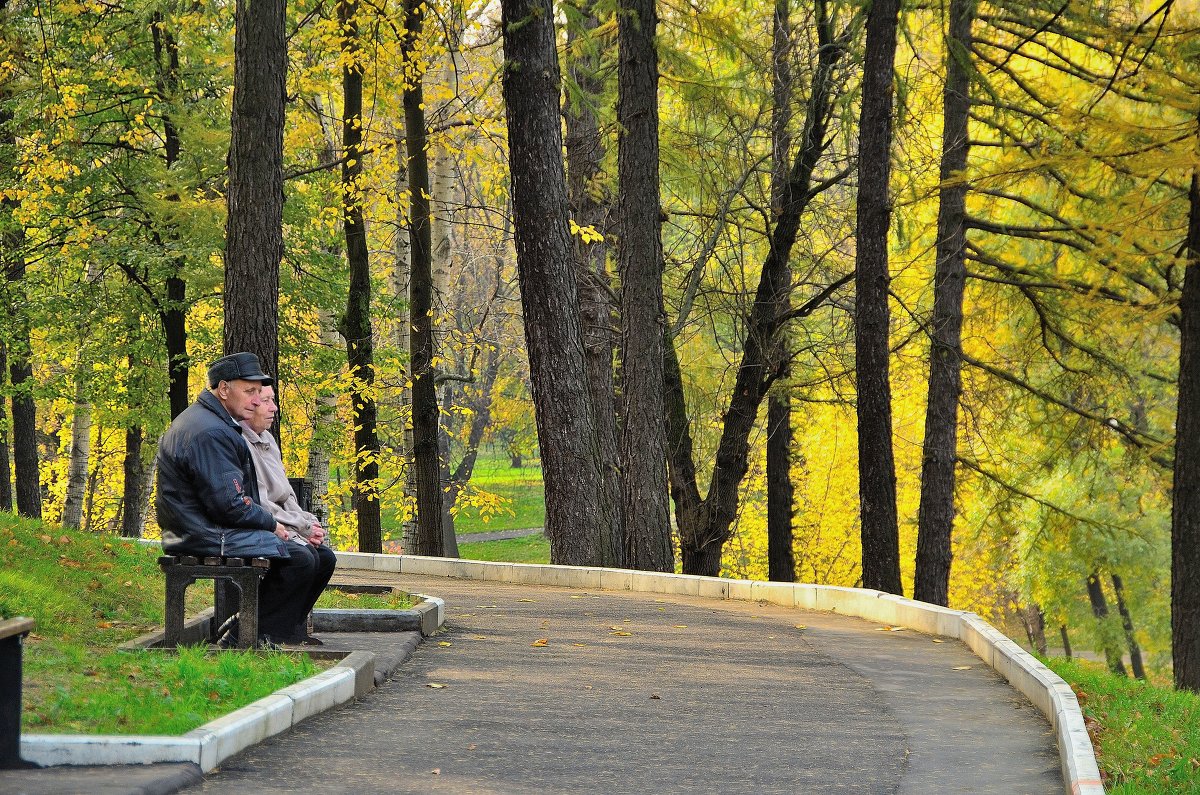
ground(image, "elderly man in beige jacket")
xmin=240 ymin=384 xmax=336 ymax=645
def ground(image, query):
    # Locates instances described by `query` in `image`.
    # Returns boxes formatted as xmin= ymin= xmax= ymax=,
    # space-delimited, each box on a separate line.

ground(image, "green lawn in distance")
xmin=458 ymin=533 xmax=550 ymax=564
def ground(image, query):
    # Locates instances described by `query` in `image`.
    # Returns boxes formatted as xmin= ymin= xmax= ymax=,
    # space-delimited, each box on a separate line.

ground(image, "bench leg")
xmin=163 ymin=576 xmax=191 ymax=648
xmin=0 ymin=633 xmax=24 ymax=769
xmin=237 ymin=576 xmax=261 ymax=648
xmin=213 ymin=578 xmax=241 ymax=642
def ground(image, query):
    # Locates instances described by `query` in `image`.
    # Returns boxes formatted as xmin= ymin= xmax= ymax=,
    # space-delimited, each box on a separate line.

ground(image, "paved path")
xmin=455 ymin=527 xmax=543 ymax=545
xmin=188 ymin=573 xmax=1062 ymax=794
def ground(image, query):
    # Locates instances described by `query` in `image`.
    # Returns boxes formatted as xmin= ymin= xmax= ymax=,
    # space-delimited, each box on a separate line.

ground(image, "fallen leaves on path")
xmin=611 ymin=631 xmax=633 ymax=637
xmin=427 ymin=683 xmax=448 ymax=689
xmin=876 ymin=626 xmax=906 ymax=632
xmin=952 ymin=666 xmax=972 ymax=671
xmin=531 ymin=638 xmax=549 ymax=647
xmin=795 ymin=625 xmax=807 ymax=630
xmin=438 ymin=641 xmax=453 ymax=647
xmin=517 ymin=599 xmax=535 ymax=603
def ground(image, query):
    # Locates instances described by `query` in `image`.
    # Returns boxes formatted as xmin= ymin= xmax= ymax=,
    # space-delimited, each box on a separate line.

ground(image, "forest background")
xmin=1 ymin=0 xmax=1198 ymax=687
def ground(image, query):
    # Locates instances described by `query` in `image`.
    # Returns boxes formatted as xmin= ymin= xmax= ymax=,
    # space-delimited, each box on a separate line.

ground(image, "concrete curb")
xmin=21 ymin=600 xmax=446 ymax=773
xmin=333 ymin=551 xmax=1104 ymax=795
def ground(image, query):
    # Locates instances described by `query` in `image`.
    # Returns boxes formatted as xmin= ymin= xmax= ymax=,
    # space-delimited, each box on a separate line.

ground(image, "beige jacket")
xmin=239 ymin=424 xmax=319 ymax=539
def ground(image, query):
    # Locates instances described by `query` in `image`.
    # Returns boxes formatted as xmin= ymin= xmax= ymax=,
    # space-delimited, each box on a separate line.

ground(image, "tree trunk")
xmin=617 ymin=0 xmax=672 ymax=572
xmin=7 ymin=293 xmax=40 ymax=520
xmin=565 ymin=0 xmax=623 ymax=568
xmin=338 ymin=0 xmax=383 ymax=553
xmin=1086 ymin=571 xmax=1128 ymax=677
xmin=61 ymin=374 xmax=92 ymax=529
xmin=1111 ymin=573 xmax=1146 ymax=680
xmin=0 ymin=343 xmax=10 ymax=512
xmin=436 ymin=391 xmax=459 ymax=557
xmin=914 ymin=0 xmax=975 ymax=607
xmin=402 ymin=0 xmax=445 ymax=557
xmin=390 ymin=125 xmax=419 ymax=553
xmin=671 ymin=1 xmax=848 ymax=576
xmin=1173 ymin=152 xmax=1200 ymax=690
xmin=1059 ymin=625 xmax=1073 ymax=658
xmin=1021 ymin=602 xmax=1048 ymax=656
xmin=224 ymin=0 xmax=284 ymax=392
xmin=305 ymin=314 xmax=340 ymax=527
xmin=767 ymin=393 xmax=796 ymax=581
xmin=500 ymin=0 xmax=621 ymax=566
xmin=121 ymin=423 xmax=145 ymax=538
xmin=765 ymin=0 xmax=795 ymax=583
xmin=854 ymin=0 xmax=902 ymax=595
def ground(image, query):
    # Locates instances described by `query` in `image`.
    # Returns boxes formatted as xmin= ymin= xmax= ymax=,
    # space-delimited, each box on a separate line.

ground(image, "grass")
xmin=0 ymin=513 xmax=408 ymax=735
xmin=381 ymin=449 xmax=546 ymax=540
xmin=458 ymin=533 xmax=551 ymax=563
xmin=1045 ymin=656 xmax=1200 ymax=793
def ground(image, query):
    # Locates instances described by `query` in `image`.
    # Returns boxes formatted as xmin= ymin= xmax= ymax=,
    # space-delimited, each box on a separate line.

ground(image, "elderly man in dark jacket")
xmin=157 ymin=352 xmax=320 ymax=647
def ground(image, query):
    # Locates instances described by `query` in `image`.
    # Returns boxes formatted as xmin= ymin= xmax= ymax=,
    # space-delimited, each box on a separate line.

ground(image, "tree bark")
xmin=1110 ymin=573 xmax=1146 ymax=680
xmin=765 ymin=0 xmax=795 ymax=583
xmin=854 ymin=0 xmax=902 ymax=595
xmin=500 ymin=0 xmax=621 ymax=566
xmin=337 ymin=0 xmax=383 ymax=553
xmin=914 ymin=0 xmax=975 ymax=607
xmin=617 ymin=0 xmax=672 ymax=572
xmin=121 ymin=423 xmax=145 ymax=538
xmin=402 ymin=0 xmax=445 ymax=557
xmin=224 ymin=0 xmax=284 ymax=393
xmin=1059 ymin=625 xmax=1072 ymax=658
xmin=61 ymin=374 xmax=92 ymax=529
xmin=565 ymin=0 xmax=623 ymax=568
xmin=1086 ymin=571 xmax=1128 ymax=677
xmin=1174 ymin=153 xmax=1200 ymax=690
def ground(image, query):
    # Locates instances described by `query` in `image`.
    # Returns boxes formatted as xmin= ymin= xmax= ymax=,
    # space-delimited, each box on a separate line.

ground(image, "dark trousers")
xmin=258 ymin=543 xmax=336 ymax=640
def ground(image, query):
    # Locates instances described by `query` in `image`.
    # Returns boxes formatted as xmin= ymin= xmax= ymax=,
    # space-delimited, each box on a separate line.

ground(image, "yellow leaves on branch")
xmin=569 ymin=219 xmax=604 ymax=244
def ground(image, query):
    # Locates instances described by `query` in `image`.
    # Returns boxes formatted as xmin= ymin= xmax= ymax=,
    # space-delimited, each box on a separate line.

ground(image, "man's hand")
xmin=309 ymin=523 xmax=327 ymax=546
xmin=273 ymin=523 xmax=290 ymax=541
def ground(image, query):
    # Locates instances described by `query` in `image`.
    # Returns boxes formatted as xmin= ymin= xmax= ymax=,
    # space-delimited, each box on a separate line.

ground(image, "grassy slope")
xmin=0 ymin=514 xmax=319 ymax=735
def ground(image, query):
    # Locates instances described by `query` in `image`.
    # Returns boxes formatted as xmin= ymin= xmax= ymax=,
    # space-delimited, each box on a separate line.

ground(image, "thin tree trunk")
xmin=305 ymin=314 xmax=340 ymax=527
xmin=854 ymin=0 xmax=902 ymax=595
xmin=767 ymin=394 xmax=796 ymax=581
xmin=914 ymin=0 xmax=975 ymax=607
xmin=1060 ymin=625 xmax=1073 ymax=658
xmin=338 ymin=0 xmax=383 ymax=553
xmin=1111 ymin=573 xmax=1146 ymax=680
xmin=436 ymin=390 xmax=459 ymax=557
xmin=1022 ymin=602 xmax=1048 ymax=656
xmin=500 ymin=0 xmax=621 ymax=566
xmin=1086 ymin=571 xmax=1128 ymax=677
xmin=402 ymin=0 xmax=445 ymax=557
xmin=0 ymin=342 xmax=10 ymax=512
xmin=617 ymin=0 xmax=672 ymax=572
xmin=765 ymin=0 xmax=795 ymax=583
xmin=1173 ymin=144 xmax=1200 ymax=690
xmin=121 ymin=424 xmax=144 ymax=538
xmin=565 ymin=0 xmax=623 ymax=568
xmin=61 ymin=374 xmax=92 ymax=529
xmin=390 ymin=125 xmax=419 ymax=552
xmin=223 ymin=0 xmax=284 ymax=392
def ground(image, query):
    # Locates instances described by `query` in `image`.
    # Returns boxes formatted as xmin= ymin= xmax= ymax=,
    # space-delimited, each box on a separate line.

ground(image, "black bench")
xmin=0 ymin=617 xmax=35 ymax=769
xmin=158 ymin=556 xmax=270 ymax=649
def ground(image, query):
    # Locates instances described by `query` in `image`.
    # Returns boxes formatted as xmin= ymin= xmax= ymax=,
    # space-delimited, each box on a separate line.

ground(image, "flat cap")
xmin=207 ymin=352 xmax=274 ymax=388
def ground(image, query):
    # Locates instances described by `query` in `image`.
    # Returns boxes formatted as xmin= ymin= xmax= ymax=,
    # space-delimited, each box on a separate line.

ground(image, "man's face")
xmin=246 ymin=385 xmax=278 ymax=434
xmin=217 ymin=379 xmax=263 ymax=422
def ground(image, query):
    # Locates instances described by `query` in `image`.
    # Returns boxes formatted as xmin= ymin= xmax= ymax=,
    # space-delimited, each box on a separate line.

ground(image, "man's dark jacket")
xmin=157 ymin=390 xmax=290 ymax=559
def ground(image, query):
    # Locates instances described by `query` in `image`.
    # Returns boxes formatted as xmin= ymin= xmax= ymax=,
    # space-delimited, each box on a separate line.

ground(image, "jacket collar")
xmin=197 ymin=389 xmax=240 ymax=429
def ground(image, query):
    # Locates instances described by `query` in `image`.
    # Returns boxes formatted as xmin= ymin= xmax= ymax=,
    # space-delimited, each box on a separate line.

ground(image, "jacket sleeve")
xmin=192 ymin=429 xmax=278 ymax=532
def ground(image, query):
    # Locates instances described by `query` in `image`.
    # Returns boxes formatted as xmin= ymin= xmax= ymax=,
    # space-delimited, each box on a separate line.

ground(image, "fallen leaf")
xmin=531 ymin=638 xmax=549 ymax=647
xmin=650 ymin=694 xmax=661 ymax=700
xmin=931 ymin=639 xmax=944 ymax=643
xmin=123 ymin=581 xmax=133 ymax=587
xmin=609 ymin=625 xmax=624 ymax=631
xmin=767 ymin=635 xmax=777 ymax=640
xmin=794 ymin=625 xmax=807 ymax=630
xmin=611 ymin=631 xmax=632 ymax=637
xmin=427 ymin=683 xmax=448 ymax=689
xmin=584 ymin=685 xmax=593 ymax=690
xmin=673 ymin=625 xmax=688 ymax=628
xmin=57 ymin=535 xmax=70 ymax=544
xmin=438 ymin=641 xmax=453 ymax=647
xmin=467 ymin=744 xmax=477 ymax=751
xmin=431 ymin=769 xmax=441 ymax=775
xmin=96 ymin=621 xmax=112 ymax=629
xmin=476 ymin=605 xmax=498 ymax=609
xmin=517 ymin=599 xmax=535 ymax=603
xmin=570 ymin=595 xmax=584 ymax=599
xmin=572 ymin=643 xmax=586 ymax=647
xmin=471 ymin=635 xmax=487 ymax=640
xmin=876 ymin=626 xmax=905 ymax=632
xmin=952 ymin=666 xmax=972 ymax=671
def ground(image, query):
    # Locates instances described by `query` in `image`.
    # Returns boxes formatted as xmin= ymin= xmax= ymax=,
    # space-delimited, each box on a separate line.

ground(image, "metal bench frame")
xmin=158 ymin=556 xmax=270 ymax=649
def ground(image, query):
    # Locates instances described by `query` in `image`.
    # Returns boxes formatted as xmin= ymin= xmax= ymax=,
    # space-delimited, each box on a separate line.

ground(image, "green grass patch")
xmin=316 ymin=588 xmax=414 ymax=610
xmin=381 ymin=451 xmax=546 ymax=539
xmin=458 ymin=533 xmax=551 ymax=563
xmin=0 ymin=514 xmax=323 ymax=735
xmin=1045 ymin=656 xmax=1200 ymax=793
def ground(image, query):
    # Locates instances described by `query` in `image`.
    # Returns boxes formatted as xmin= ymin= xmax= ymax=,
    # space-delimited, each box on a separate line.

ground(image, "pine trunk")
xmin=403 ymin=0 xmax=445 ymax=556
xmin=223 ymin=0 xmax=284 ymax=385
xmin=500 ymin=0 xmax=620 ymax=566
xmin=914 ymin=0 xmax=974 ymax=607
xmin=1174 ymin=160 xmax=1200 ymax=690
xmin=617 ymin=0 xmax=672 ymax=572
xmin=854 ymin=0 xmax=902 ymax=595
xmin=1111 ymin=573 xmax=1146 ymax=680
xmin=338 ymin=0 xmax=383 ymax=553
